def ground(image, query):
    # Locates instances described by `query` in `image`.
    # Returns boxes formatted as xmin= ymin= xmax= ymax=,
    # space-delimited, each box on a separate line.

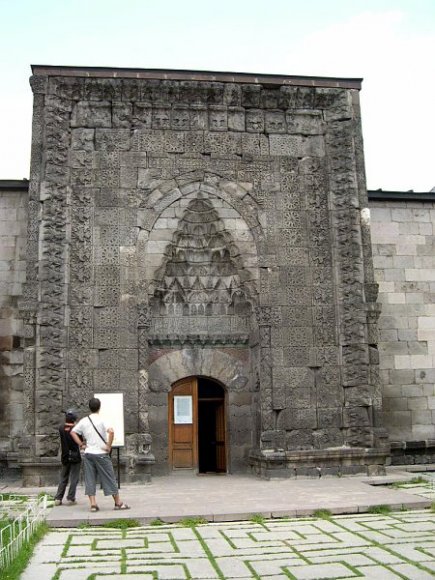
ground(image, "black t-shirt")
xmin=59 ymin=422 xmax=81 ymax=465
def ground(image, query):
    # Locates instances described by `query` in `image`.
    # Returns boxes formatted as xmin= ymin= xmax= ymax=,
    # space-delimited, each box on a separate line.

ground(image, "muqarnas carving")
xmin=150 ymin=194 xmax=254 ymax=343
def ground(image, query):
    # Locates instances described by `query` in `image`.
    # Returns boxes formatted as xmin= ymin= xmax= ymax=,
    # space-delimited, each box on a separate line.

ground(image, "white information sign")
xmin=174 ymin=396 xmax=193 ymax=424
xmin=94 ymin=393 xmax=125 ymax=447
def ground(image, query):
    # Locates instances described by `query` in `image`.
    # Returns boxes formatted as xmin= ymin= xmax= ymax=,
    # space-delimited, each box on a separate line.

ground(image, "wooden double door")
xmin=169 ymin=377 xmax=227 ymax=473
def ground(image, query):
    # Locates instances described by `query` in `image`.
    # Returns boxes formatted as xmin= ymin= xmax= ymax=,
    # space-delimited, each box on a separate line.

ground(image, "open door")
xmin=215 ymin=401 xmax=226 ymax=472
xmin=169 ymin=377 xmax=226 ymax=473
xmin=168 ymin=377 xmax=198 ymax=469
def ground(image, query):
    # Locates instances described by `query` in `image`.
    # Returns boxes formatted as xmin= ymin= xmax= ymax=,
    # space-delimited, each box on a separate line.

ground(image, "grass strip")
xmin=192 ymin=526 xmax=225 ymax=579
xmin=331 ymin=513 xmax=435 ymax=577
xmin=1 ymin=521 xmax=49 ymax=580
xmin=100 ymin=518 xmax=140 ymax=530
xmin=61 ymin=533 xmax=73 ymax=557
xmin=168 ymin=531 xmax=181 ymax=554
xmin=244 ymin=559 xmax=262 ymax=579
xmin=0 ymin=494 xmax=27 ymax=503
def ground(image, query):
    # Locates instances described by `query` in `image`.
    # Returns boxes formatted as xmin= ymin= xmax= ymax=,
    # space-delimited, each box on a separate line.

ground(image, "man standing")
xmin=54 ymin=410 xmax=81 ymax=506
xmin=71 ymin=397 xmax=130 ymax=512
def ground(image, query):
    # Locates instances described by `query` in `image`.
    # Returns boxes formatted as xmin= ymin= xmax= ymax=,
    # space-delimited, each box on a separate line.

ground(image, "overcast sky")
xmin=1 ymin=0 xmax=434 ymax=191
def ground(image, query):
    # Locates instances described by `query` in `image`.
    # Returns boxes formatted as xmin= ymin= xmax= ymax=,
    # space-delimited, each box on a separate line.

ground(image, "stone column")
xmin=325 ymin=90 xmax=384 ymax=450
xmin=136 ymin=304 xmax=155 ymax=479
xmin=256 ymin=306 xmax=286 ymax=452
xmin=18 ymin=76 xmax=47 ymax=463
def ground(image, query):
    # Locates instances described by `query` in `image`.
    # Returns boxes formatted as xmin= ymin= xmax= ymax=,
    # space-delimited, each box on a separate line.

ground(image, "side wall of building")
xmin=0 ymin=186 xmax=27 ymax=465
xmin=370 ymin=201 xmax=435 ymax=460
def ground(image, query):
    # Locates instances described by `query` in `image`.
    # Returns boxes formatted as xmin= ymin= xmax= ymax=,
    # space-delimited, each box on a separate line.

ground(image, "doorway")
xmin=169 ymin=377 xmax=226 ymax=473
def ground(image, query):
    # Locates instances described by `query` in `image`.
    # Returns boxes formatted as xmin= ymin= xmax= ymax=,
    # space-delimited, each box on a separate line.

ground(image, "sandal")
xmin=114 ymin=503 xmax=130 ymax=510
xmin=90 ymin=505 xmax=99 ymax=512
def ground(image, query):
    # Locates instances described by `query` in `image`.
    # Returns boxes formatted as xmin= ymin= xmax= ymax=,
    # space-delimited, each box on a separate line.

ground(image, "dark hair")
xmin=89 ymin=397 xmax=101 ymax=413
xmin=65 ymin=409 xmax=77 ymax=422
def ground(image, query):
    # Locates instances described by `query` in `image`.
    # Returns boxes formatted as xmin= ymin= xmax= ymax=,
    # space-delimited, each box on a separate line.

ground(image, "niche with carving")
xmin=149 ymin=194 xmax=255 ymax=343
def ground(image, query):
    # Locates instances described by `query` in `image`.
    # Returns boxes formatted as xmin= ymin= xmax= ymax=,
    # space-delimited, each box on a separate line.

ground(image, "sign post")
xmin=94 ymin=393 xmax=124 ymax=489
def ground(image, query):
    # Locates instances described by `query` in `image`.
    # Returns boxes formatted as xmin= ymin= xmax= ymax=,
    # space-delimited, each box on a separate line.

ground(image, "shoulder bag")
xmin=68 ymin=448 xmax=81 ymax=464
xmin=88 ymin=415 xmax=112 ymax=456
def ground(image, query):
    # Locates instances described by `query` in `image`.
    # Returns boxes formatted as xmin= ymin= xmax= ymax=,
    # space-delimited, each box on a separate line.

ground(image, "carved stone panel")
xmin=150 ymin=193 xmax=254 ymax=345
xmin=20 ymin=69 xmax=384 ymax=481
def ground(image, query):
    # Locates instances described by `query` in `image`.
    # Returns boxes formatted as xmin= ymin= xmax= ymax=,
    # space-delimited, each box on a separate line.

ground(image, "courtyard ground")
xmin=3 ymin=469 xmax=435 ymax=579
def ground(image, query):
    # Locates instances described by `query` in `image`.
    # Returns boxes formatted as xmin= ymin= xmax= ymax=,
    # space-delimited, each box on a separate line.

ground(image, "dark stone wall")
xmin=15 ymin=69 xmax=386 ymax=481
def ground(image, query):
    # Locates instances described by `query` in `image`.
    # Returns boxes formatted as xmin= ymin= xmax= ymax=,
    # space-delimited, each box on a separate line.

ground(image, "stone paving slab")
xmin=3 ymin=474 xmax=426 ymax=527
xmin=20 ymin=509 xmax=435 ymax=579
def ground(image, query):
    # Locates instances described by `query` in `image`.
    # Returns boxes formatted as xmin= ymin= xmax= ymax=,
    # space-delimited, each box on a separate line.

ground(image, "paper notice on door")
xmin=174 ymin=395 xmax=193 ymax=424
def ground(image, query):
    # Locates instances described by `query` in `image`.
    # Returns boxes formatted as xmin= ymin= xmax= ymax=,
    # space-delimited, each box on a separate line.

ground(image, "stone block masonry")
xmin=0 ymin=181 xmax=28 ymax=468
xmin=5 ymin=67 xmax=388 ymax=482
xmin=371 ymin=200 xmax=435 ymax=456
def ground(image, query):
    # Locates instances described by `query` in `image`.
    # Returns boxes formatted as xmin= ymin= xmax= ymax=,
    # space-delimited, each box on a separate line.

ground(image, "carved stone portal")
xmin=18 ymin=67 xmax=388 ymax=484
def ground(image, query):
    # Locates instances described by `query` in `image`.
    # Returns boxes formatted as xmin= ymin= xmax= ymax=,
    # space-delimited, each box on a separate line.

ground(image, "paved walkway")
xmin=3 ymin=470 xmax=435 ymax=578
xmin=1 ymin=472 xmax=433 ymax=526
xmin=20 ymin=509 xmax=435 ymax=579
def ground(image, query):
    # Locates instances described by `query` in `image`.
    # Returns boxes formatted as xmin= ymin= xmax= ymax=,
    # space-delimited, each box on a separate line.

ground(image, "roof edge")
xmin=0 ymin=179 xmax=29 ymax=191
xmin=30 ymin=65 xmax=363 ymax=90
xmin=368 ymin=190 xmax=435 ymax=202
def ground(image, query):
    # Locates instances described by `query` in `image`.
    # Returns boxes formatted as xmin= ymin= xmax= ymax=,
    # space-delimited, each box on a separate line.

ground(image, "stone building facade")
xmin=370 ymin=193 xmax=435 ymax=465
xmin=1 ymin=66 xmax=391 ymax=483
xmin=0 ymin=180 xmax=28 ymax=472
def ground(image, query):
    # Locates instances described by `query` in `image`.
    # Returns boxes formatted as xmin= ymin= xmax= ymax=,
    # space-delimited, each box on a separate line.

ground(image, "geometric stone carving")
xmin=151 ymin=194 xmax=253 ymax=326
xmin=17 ymin=66 xmax=387 ymax=483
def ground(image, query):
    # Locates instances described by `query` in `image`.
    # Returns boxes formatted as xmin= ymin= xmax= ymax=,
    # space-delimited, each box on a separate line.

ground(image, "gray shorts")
xmin=83 ymin=453 xmax=118 ymax=496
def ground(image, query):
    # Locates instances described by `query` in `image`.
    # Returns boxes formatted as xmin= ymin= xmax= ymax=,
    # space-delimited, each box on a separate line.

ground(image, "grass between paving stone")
xmin=410 ymin=476 xmax=428 ymax=484
xmin=51 ymin=567 xmax=87 ymax=580
xmin=367 ymin=504 xmax=392 ymax=515
xmin=326 ymin=560 xmax=364 ymax=579
xmin=283 ymin=558 xmax=365 ymax=580
xmin=168 ymin=531 xmax=180 ymax=553
xmin=150 ymin=518 xmax=164 ymax=526
xmin=192 ymin=527 xmax=225 ymax=579
xmin=416 ymin=545 xmax=435 ymax=560
xmin=288 ymin=511 xmax=435 ymax=578
xmin=84 ymin=559 xmax=190 ymax=580
xmin=330 ymin=512 xmax=435 ymax=578
xmin=178 ymin=516 xmax=207 ymax=527
xmin=244 ymin=559 xmax=263 ymax=579
xmin=120 ymin=547 xmax=127 ymax=574
xmin=391 ymin=477 xmax=432 ymax=489
xmin=61 ymin=533 xmax=73 ymax=558
xmin=32 ymin=510 xmax=435 ymax=580
xmin=76 ymin=518 xmax=140 ymax=533
xmin=37 ymin=491 xmax=54 ymax=500
xmin=77 ymin=522 xmax=92 ymax=529
xmin=0 ymin=493 xmax=27 ymax=502
xmin=249 ymin=513 xmax=266 ymax=526
xmin=1 ymin=521 xmax=49 ymax=580
xmin=100 ymin=518 xmax=140 ymax=529
xmin=312 ymin=508 xmax=333 ymax=520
